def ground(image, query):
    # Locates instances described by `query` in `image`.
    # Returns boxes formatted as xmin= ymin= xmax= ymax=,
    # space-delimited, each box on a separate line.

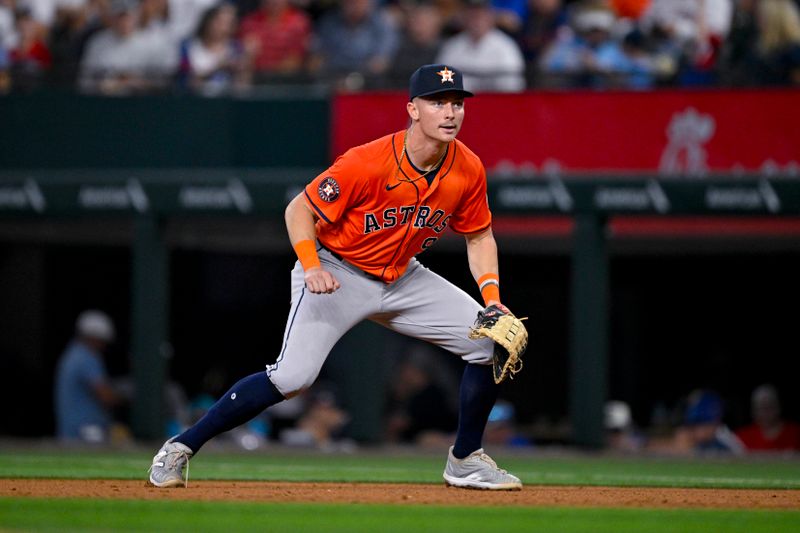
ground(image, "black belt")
xmin=319 ymin=243 xmax=344 ymax=262
xmin=319 ymin=244 xmax=382 ymax=282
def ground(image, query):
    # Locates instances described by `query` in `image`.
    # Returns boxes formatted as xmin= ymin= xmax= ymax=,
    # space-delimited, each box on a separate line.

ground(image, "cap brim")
xmin=411 ymin=88 xmax=474 ymax=100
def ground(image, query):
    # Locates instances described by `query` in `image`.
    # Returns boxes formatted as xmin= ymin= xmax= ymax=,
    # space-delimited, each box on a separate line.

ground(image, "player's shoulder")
xmin=453 ymin=138 xmax=485 ymax=174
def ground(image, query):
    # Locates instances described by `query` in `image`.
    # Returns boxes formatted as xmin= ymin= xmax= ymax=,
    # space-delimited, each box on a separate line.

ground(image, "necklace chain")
xmin=393 ymin=126 xmax=448 ymax=185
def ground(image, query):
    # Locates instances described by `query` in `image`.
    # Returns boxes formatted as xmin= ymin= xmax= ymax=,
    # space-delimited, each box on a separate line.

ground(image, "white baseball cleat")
xmin=149 ymin=437 xmax=193 ymax=488
xmin=443 ymin=446 xmax=522 ymax=490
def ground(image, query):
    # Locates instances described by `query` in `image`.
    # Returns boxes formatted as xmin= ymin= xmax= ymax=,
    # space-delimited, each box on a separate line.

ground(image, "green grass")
xmin=2 ymin=448 xmax=800 ymax=489
xmin=2 ymin=448 xmax=799 ymax=532
xmin=1 ymin=499 xmax=799 ymax=533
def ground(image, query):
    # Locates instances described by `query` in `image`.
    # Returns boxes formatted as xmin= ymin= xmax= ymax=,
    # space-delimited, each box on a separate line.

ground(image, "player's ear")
xmin=407 ymin=100 xmax=419 ymax=121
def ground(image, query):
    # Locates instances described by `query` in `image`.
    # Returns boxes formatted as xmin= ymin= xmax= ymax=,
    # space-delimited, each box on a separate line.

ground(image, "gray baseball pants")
xmin=266 ymin=246 xmax=493 ymax=397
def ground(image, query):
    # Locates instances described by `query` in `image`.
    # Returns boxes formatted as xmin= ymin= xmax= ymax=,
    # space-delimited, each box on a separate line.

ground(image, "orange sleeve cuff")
xmin=293 ymin=239 xmax=321 ymax=271
xmin=477 ymin=273 xmax=500 ymax=306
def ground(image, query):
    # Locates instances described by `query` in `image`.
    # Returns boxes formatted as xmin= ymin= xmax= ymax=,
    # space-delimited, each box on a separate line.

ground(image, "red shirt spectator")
xmin=239 ymin=0 xmax=310 ymax=74
xmin=736 ymin=422 xmax=800 ymax=451
xmin=736 ymin=384 xmax=800 ymax=452
xmin=10 ymin=9 xmax=51 ymax=70
xmin=11 ymin=39 xmax=51 ymax=68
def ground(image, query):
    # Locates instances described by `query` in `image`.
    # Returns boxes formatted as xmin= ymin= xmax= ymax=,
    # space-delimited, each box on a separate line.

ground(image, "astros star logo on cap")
xmin=437 ymin=67 xmax=455 ymax=84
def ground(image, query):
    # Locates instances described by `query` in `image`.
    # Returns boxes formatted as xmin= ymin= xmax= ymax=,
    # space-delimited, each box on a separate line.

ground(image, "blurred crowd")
xmin=55 ymin=309 xmax=799 ymax=455
xmin=1 ymin=0 xmax=800 ymax=95
xmin=607 ymin=385 xmax=800 ymax=455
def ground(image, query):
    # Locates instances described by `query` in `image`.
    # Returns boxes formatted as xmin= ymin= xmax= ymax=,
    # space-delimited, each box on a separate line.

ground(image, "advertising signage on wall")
xmin=1 ymin=175 xmax=799 ymax=216
xmin=332 ymin=90 xmax=800 ymax=177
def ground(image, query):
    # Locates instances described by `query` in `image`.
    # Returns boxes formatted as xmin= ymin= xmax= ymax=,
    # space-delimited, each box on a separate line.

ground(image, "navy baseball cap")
xmin=409 ymin=64 xmax=474 ymax=101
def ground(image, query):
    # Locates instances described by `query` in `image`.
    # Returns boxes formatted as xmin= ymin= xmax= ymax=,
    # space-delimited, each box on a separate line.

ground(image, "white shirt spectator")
xmin=642 ymin=0 xmax=733 ymax=45
xmin=0 ymin=3 xmax=16 ymax=49
xmin=79 ymin=28 xmax=177 ymax=93
xmin=17 ymin=0 xmax=87 ymax=27
xmin=186 ymin=39 xmax=228 ymax=77
xmin=436 ymin=0 xmax=525 ymax=92
xmin=437 ymin=28 xmax=526 ymax=92
xmin=140 ymin=18 xmax=180 ymax=72
xmin=168 ymin=0 xmax=219 ymax=42
xmin=80 ymin=30 xmax=156 ymax=77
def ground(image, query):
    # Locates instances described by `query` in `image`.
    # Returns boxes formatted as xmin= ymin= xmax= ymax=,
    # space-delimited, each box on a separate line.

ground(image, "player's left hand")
xmin=304 ymin=267 xmax=341 ymax=294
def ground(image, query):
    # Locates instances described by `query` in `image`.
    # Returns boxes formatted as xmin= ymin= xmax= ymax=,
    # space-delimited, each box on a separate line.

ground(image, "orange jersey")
xmin=304 ymin=131 xmax=491 ymax=283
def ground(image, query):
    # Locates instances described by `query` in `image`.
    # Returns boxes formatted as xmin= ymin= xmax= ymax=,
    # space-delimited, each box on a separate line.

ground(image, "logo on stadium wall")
xmin=318 ymin=177 xmax=340 ymax=202
xmin=660 ymin=108 xmax=715 ymax=177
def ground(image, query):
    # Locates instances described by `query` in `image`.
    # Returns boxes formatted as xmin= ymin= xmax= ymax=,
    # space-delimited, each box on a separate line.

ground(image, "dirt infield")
xmin=2 ymin=479 xmax=799 ymax=509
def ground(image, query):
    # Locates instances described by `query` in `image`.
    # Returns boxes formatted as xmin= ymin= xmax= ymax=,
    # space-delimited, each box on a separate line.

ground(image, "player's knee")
xmin=462 ymin=338 xmax=494 ymax=365
xmin=267 ymin=372 xmax=315 ymax=399
xmin=462 ymin=350 xmax=493 ymax=365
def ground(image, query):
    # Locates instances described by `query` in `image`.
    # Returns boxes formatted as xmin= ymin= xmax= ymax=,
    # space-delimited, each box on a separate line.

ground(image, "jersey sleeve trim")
xmin=450 ymin=220 xmax=491 ymax=235
xmin=304 ymin=189 xmax=332 ymax=224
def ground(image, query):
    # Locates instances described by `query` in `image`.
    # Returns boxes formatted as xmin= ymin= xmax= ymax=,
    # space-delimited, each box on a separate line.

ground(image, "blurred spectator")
xmin=751 ymin=0 xmax=800 ymax=85
xmin=609 ymin=0 xmax=649 ymax=21
xmin=0 ymin=0 xmax=15 ymax=49
xmin=22 ymin=0 xmax=74 ymax=28
xmin=719 ymin=0 xmax=759 ymax=86
xmin=47 ymin=0 xmax=107 ymax=87
xmin=673 ymin=389 xmax=744 ymax=455
xmin=79 ymin=0 xmax=177 ymax=94
xmin=540 ymin=4 xmax=655 ymax=88
xmin=519 ymin=0 xmax=567 ymax=74
xmin=384 ymin=0 xmax=443 ymax=87
xmin=436 ymin=0 xmax=525 ymax=92
xmin=484 ymin=399 xmax=533 ymax=447
xmin=180 ymin=3 xmax=250 ymax=95
xmin=618 ymin=27 xmax=656 ymax=87
xmin=9 ymin=6 xmax=51 ymax=89
xmin=54 ymin=310 xmax=123 ymax=443
xmin=640 ymin=0 xmax=733 ymax=85
xmin=139 ymin=0 xmax=175 ymax=46
xmin=278 ymin=389 xmax=353 ymax=451
xmin=385 ymin=357 xmax=457 ymax=445
xmin=736 ymin=384 xmax=800 ymax=451
xmin=604 ymin=400 xmax=645 ymax=452
xmin=431 ymin=0 xmax=464 ymax=36
xmin=167 ymin=0 xmax=219 ymax=43
xmin=308 ymin=0 xmax=399 ymax=89
xmin=140 ymin=0 xmax=169 ymax=31
xmin=239 ymin=0 xmax=311 ymax=80
xmin=491 ymin=0 xmax=528 ymax=36
xmin=0 ymin=37 xmax=11 ymax=91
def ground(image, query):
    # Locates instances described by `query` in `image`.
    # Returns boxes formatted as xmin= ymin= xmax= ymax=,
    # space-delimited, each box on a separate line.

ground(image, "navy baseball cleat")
xmin=149 ymin=437 xmax=193 ymax=488
xmin=443 ymin=446 xmax=522 ymax=490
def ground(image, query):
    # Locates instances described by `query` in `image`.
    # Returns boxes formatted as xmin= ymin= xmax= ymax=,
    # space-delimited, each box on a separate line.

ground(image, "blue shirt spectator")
xmin=492 ymin=0 xmax=529 ymax=35
xmin=540 ymin=7 xmax=654 ymax=88
xmin=0 ymin=43 xmax=9 ymax=93
xmin=54 ymin=310 xmax=119 ymax=442
xmin=681 ymin=389 xmax=744 ymax=455
xmin=310 ymin=0 xmax=399 ymax=84
xmin=55 ymin=340 xmax=111 ymax=441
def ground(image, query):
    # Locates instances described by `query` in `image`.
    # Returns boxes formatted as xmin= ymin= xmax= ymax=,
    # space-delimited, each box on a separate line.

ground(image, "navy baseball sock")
xmin=452 ymin=363 xmax=499 ymax=459
xmin=176 ymin=372 xmax=284 ymax=453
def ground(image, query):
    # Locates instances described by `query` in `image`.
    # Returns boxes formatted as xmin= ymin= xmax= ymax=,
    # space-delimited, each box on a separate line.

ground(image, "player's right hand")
xmin=304 ymin=267 xmax=341 ymax=294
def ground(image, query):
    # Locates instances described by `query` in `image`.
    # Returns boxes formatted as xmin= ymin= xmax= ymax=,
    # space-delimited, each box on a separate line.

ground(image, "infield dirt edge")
xmin=2 ymin=479 xmax=799 ymax=509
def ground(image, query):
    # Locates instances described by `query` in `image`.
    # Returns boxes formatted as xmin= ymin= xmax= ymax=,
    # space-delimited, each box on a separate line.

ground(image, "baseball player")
xmin=149 ymin=64 xmax=522 ymax=490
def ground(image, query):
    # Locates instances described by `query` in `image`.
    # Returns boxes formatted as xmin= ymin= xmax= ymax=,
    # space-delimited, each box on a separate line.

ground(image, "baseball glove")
xmin=468 ymin=304 xmax=528 ymax=384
